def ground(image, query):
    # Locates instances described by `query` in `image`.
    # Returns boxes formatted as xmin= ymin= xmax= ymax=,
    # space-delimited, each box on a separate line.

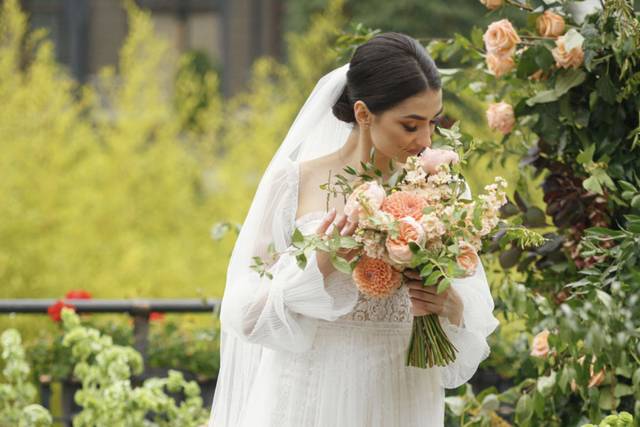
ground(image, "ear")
xmin=353 ymin=100 xmax=372 ymax=128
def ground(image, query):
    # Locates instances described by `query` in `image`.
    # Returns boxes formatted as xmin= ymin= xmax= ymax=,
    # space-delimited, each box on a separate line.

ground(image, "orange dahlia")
xmin=352 ymin=254 xmax=403 ymax=298
xmin=380 ymin=191 xmax=428 ymax=221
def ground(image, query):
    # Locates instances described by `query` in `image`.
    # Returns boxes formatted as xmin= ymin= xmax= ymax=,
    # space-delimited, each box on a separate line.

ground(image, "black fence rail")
xmin=0 ymin=299 xmax=221 ymax=426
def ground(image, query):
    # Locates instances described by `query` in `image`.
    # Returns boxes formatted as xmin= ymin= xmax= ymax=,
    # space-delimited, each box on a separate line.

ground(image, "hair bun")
xmin=332 ymin=86 xmax=356 ymax=123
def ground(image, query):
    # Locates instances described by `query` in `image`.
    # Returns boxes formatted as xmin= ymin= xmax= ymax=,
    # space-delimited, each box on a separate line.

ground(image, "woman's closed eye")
xmin=402 ymin=116 xmax=443 ymax=133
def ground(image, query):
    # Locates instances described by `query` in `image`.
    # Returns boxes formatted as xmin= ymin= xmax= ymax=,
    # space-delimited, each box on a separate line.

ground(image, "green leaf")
xmin=437 ymin=277 xmax=451 ymax=294
xmin=615 ymin=384 xmax=634 ymax=398
xmin=576 ymin=144 xmax=595 ymax=164
xmin=292 ymin=228 xmax=304 ymax=244
xmin=537 ymin=372 xmax=557 ymax=397
xmin=424 ymin=270 xmax=442 ymax=286
xmin=526 ymin=89 xmax=559 ymax=106
xmin=296 ymin=253 xmax=307 ymax=270
xmin=330 ymin=253 xmax=352 ymax=274
xmin=515 ymin=394 xmax=534 ymax=425
xmin=444 ymin=396 xmax=466 ymax=416
xmin=583 ymin=175 xmax=603 ymax=195
xmin=420 ymin=264 xmax=434 ymax=277
xmin=481 ymin=393 xmax=500 ymax=412
xmin=554 ymin=69 xmax=587 ymax=97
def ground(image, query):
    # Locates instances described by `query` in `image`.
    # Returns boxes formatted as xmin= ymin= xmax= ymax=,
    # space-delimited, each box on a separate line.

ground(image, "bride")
xmin=208 ymin=32 xmax=499 ymax=427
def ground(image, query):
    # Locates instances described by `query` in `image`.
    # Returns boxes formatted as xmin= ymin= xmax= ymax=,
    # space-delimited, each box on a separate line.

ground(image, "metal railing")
xmin=0 ymin=299 xmax=221 ymax=426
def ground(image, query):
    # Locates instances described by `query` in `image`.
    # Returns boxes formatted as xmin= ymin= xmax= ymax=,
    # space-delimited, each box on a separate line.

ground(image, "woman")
xmin=209 ymin=32 xmax=499 ymax=427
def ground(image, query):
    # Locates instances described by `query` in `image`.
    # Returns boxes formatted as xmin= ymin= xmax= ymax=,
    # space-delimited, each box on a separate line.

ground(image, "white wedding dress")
xmin=209 ymin=157 xmax=500 ymax=427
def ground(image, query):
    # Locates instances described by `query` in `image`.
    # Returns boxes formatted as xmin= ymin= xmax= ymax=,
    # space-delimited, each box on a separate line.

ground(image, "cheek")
xmin=371 ymin=124 xmax=411 ymax=158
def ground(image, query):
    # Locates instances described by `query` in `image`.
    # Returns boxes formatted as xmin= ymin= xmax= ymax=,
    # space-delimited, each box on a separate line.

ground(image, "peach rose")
xmin=381 ymin=191 xmax=428 ymax=221
xmin=536 ymin=11 xmax=565 ymax=38
xmin=456 ymin=241 xmax=479 ymax=276
xmin=385 ymin=217 xmax=426 ymax=265
xmin=418 ymin=147 xmax=460 ymax=175
xmin=530 ymin=329 xmax=550 ymax=357
xmin=486 ymin=52 xmax=516 ymax=78
xmin=352 ymin=254 xmax=403 ymax=298
xmin=483 ymin=19 xmax=521 ymax=57
xmin=344 ymin=181 xmax=386 ymax=223
xmin=486 ymin=101 xmax=515 ymax=135
xmin=552 ymin=35 xmax=584 ymax=69
xmin=480 ymin=0 xmax=502 ymax=10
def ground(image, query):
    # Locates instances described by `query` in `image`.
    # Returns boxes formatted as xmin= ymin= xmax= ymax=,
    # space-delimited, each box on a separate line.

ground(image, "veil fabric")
xmin=208 ymin=62 xmax=499 ymax=426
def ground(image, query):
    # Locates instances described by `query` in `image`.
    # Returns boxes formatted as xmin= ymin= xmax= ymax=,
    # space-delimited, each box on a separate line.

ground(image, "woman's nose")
xmin=416 ymin=126 xmax=432 ymax=148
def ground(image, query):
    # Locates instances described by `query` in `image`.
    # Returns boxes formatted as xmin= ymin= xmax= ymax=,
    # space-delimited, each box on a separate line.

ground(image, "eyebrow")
xmin=402 ymin=106 xmax=444 ymax=121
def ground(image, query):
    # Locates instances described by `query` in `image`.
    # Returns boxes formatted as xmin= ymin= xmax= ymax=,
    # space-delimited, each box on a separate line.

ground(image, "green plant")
xmin=0 ymin=330 xmax=52 ymax=427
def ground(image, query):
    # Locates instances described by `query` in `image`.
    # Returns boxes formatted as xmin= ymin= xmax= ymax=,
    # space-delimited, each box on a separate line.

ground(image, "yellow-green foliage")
xmin=212 ymin=0 xmax=347 ymax=223
xmin=0 ymin=0 xmax=349 ymax=307
xmin=0 ymin=0 xmax=225 ymax=300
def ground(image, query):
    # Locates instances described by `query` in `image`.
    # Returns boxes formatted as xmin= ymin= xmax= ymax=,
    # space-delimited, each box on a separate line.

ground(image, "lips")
xmin=408 ymin=147 xmax=425 ymax=156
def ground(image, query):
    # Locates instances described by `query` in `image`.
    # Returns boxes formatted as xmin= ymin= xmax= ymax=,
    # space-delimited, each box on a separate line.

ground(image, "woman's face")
xmin=365 ymin=88 xmax=444 ymax=162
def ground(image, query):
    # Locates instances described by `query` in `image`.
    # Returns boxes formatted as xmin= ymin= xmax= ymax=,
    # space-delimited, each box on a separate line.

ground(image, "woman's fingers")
xmin=408 ymin=288 xmax=445 ymax=304
xmin=315 ymin=208 xmax=337 ymax=236
xmin=340 ymin=219 xmax=357 ymax=236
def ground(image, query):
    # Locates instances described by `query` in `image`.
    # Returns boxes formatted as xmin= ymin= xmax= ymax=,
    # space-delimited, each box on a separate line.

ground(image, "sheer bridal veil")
xmin=208 ymin=62 xmax=353 ymax=425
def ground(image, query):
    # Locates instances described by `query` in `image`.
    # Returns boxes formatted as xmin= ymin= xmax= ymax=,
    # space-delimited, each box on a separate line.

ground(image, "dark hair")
xmin=332 ymin=32 xmax=441 ymax=124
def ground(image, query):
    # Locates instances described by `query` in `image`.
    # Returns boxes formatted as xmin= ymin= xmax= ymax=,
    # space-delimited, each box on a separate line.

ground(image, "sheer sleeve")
xmin=219 ymin=158 xmax=358 ymax=353
xmin=437 ymin=179 xmax=500 ymax=389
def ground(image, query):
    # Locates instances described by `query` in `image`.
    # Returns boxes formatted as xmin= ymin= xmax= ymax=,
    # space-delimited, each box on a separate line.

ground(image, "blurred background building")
xmin=19 ymin=0 xmax=285 ymax=96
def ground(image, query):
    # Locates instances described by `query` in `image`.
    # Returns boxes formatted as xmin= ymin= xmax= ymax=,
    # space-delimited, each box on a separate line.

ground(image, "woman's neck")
xmin=334 ymin=126 xmax=396 ymax=181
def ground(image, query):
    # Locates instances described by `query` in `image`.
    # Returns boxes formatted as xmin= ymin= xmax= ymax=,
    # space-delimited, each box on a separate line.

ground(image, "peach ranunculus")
xmin=536 ymin=10 xmax=565 ymax=38
xmin=486 ymin=52 xmax=515 ymax=78
xmin=530 ymin=329 xmax=551 ymax=357
xmin=385 ymin=216 xmax=426 ymax=265
xmin=344 ymin=181 xmax=386 ymax=224
xmin=552 ymin=32 xmax=584 ymax=69
xmin=486 ymin=101 xmax=515 ymax=135
xmin=456 ymin=241 xmax=479 ymax=276
xmin=381 ymin=191 xmax=428 ymax=221
xmin=483 ymin=19 xmax=521 ymax=57
xmin=352 ymin=254 xmax=403 ymax=297
xmin=480 ymin=0 xmax=502 ymax=10
xmin=418 ymin=147 xmax=460 ymax=175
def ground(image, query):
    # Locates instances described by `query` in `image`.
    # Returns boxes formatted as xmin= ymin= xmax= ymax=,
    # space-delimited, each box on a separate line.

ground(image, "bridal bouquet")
xmin=251 ymin=137 xmax=543 ymax=369
xmin=337 ymin=149 xmax=508 ymax=368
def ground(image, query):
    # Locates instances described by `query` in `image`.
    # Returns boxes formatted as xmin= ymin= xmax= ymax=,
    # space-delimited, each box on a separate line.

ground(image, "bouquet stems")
xmin=406 ymin=314 xmax=458 ymax=368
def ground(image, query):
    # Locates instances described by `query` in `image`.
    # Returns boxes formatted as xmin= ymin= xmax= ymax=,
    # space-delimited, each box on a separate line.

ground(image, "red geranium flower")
xmin=48 ymin=300 xmax=76 ymax=322
xmin=149 ymin=312 xmax=165 ymax=322
xmin=65 ymin=289 xmax=92 ymax=299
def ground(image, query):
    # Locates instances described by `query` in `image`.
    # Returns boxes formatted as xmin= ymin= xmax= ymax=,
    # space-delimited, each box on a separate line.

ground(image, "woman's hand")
xmin=314 ymin=208 xmax=359 ymax=278
xmin=403 ymin=269 xmax=464 ymax=327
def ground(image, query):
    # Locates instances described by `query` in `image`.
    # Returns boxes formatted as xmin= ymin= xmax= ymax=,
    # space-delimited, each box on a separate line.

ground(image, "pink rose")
xmin=385 ymin=217 xmax=426 ymax=265
xmin=530 ymin=329 xmax=550 ymax=358
xmin=486 ymin=102 xmax=515 ymax=135
xmin=486 ymin=52 xmax=516 ymax=78
xmin=552 ymin=35 xmax=584 ymax=69
xmin=480 ymin=0 xmax=502 ymax=10
xmin=344 ymin=181 xmax=386 ymax=223
xmin=418 ymin=147 xmax=460 ymax=175
xmin=483 ymin=19 xmax=521 ymax=57
xmin=456 ymin=241 xmax=479 ymax=276
xmin=536 ymin=10 xmax=565 ymax=38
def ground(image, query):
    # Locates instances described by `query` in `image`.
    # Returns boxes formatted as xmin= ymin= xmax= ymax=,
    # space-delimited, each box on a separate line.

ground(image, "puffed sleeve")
xmin=437 ymin=179 xmax=500 ymax=388
xmin=219 ymin=159 xmax=359 ymax=353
